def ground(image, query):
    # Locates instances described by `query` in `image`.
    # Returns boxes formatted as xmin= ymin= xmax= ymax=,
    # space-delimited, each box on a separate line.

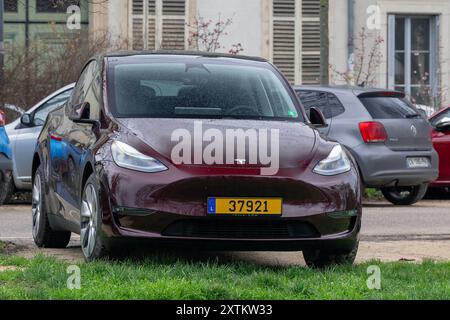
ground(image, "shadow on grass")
xmin=72 ymin=244 xmax=314 ymax=272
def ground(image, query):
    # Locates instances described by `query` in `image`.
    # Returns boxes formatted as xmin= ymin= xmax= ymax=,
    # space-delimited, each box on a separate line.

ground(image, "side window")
xmin=84 ymin=72 xmax=103 ymax=120
xmin=33 ymin=89 xmax=73 ymax=126
xmin=297 ymin=91 xmax=345 ymax=119
xmin=70 ymin=61 xmax=97 ymax=107
xmin=297 ymin=91 xmax=328 ymax=118
xmin=327 ymin=93 xmax=345 ymax=118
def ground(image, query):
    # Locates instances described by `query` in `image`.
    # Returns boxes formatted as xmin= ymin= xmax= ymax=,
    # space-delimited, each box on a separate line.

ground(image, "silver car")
xmin=0 ymin=84 xmax=75 ymax=203
xmin=294 ymin=85 xmax=439 ymax=205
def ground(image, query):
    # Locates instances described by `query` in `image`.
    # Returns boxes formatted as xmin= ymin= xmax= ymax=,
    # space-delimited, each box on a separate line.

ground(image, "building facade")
xmin=329 ymin=0 xmax=450 ymax=107
xmin=114 ymin=0 xmax=322 ymax=85
xmin=2 ymin=0 xmax=449 ymax=108
xmin=3 ymin=0 xmax=90 ymax=48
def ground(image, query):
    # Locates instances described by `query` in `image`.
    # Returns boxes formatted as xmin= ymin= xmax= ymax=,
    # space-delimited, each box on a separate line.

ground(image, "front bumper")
xmin=96 ymin=161 xmax=362 ymax=252
xmin=351 ymin=144 xmax=439 ymax=187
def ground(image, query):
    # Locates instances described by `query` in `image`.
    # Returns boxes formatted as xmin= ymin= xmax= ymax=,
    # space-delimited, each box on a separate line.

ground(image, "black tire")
xmin=303 ymin=241 xmax=359 ymax=269
xmin=381 ymin=184 xmax=428 ymax=206
xmin=80 ymin=173 xmax=111 ymax=262
xmin=32 ymin=165 xmax=71 ymax=248
xmin=0 ymin=170 xmax=14 ymax=205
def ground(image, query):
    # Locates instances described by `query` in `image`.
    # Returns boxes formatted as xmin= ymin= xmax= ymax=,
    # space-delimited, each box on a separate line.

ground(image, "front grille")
xmin=162 ymin=219 xmax=319 ymax=239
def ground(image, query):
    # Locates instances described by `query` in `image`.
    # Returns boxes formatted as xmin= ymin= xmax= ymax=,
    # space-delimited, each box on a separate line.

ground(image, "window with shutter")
xmin=301 ymin=0 xmax=321 ymax=84
xmin=161 ymin=0 xmax=186 ymax=50
xmin=271 ymin=0 xmax=321 ymax=85
xmin=130 ymin=0 xmax=147 ymax=50
xmin=129 ymin=0 xmax=186 ymax=51
xmin=272 ymin=0 xmax=298 ymax=84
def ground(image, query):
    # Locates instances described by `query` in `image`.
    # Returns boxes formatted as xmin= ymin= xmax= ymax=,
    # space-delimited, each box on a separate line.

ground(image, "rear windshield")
xmin=359 ymin=96 xmax=419 ymax=119
xmin=108 ymin=61 xmax=303 ymax=121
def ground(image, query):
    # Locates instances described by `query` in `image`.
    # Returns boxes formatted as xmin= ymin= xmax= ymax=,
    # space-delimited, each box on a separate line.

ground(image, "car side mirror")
xmin=309 ymin=107 xmax=328 ymax=128
xmin=435 ymin=121 xmax=450 ymax=132
xmin=20 ymin=113 xmax=33 ymax=127
xmin=69 ymin=102 xmax=97 ymax=124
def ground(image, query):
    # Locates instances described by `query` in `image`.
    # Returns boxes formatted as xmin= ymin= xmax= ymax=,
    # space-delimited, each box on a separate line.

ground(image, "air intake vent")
xmin=162 ymin=219 xmax=319 ymax=239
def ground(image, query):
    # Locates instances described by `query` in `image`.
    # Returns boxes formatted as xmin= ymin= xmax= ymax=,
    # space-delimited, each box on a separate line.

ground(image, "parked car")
xmin=0 ymin=84 xmax=75 ymax=204
xmin=415 ymin=104 xmax=435 ymax=118
xmin=429 ymin=107 xmax=450 ymax=190
xmin=0 ymin=109 xmax=14 ymax=204
xmin=294 ymin=86 xmax=439 ymax=205
xmin=32 ymin=52 xmax=362 ymax=267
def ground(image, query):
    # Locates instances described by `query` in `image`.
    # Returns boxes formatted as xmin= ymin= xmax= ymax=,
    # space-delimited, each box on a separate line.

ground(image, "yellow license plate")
xmin=207 ymin=198 xmax=282 ymax=215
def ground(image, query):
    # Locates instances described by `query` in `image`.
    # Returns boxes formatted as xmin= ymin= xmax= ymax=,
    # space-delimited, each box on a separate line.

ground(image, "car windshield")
xmin=108 ymin=60 xmax=303 ymax=121
xmin=359 ymin=96 xmax=419 ymax=119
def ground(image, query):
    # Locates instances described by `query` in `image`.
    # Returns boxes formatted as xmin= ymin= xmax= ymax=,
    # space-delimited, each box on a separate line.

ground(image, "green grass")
xmin=364 ymin=188 xmax=383 ymax=201
xmin=1 ymin=253 xmax=450 ymax=300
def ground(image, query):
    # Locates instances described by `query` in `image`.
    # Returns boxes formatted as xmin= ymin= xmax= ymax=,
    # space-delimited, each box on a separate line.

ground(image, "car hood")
xmin=117 ymin=119 xmax=318 ymax=170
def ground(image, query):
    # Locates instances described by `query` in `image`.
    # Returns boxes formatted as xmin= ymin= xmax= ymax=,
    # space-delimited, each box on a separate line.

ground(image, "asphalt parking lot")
xmin=1 ymin=200 xmax=450 ymax=264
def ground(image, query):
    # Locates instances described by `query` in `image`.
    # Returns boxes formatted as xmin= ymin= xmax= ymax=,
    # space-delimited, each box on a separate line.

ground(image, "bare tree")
xmin=330 ymin=27 xmax=384 ymax=88
xmin=0 ymin=31 xmax=126 ymax=122
xmin=187 ymin=14 xmax=244 ymax=54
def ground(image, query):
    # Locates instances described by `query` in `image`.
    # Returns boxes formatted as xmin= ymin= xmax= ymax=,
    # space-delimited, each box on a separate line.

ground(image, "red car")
xmin=429 ymin=107 xmax=450 ymax=189
xmin=32 ymin=52 xmax=362 ymax=268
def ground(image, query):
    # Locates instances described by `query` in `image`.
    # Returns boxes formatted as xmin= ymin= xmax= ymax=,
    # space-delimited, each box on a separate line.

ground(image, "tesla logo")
xmin=411 ymin=125 xmax=418 ymax=137
xmin=235 ymin=159 xmax=247 ymax=165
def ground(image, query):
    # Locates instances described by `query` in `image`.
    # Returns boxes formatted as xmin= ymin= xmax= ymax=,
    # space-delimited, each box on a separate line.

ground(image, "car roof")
xmin=102 ymin=50 xmax=268 ymax=62
xmin=5 ymin=83 xmax=76 ymax=129
xmin=29 ymin=83 xmax=76 ymax=113
xmin=293 ymin=85 xmax=403 ymax=97
xmin=429 ymin=106 xmax=450 ymax=119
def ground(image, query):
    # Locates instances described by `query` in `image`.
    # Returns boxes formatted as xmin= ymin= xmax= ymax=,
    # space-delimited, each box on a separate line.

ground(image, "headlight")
xmin=313 ymin=145 xmax=351 ymax=176
xmin=111 ymin=141 xmax=168 ymax=173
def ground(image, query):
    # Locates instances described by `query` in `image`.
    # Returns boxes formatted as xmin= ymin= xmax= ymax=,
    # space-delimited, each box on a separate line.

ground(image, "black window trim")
xmin=68 ymin=59 xmax=100 ymax=109
xmin=296 ymin=89 xmax=346 ymax=120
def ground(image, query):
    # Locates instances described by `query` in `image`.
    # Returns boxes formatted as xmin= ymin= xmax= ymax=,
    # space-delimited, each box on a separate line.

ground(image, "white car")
xmin=0 ymin=84 xmax=75 ymax=203
xmin=415 ymin=104 xmax=435 ymax=118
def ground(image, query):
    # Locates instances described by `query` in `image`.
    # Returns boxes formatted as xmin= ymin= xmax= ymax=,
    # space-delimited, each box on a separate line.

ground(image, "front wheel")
xmin=303 ymin=241 xmax=359 ymax=269
xmin=80 ymin=173 xmax=111 ymax=262
xmin=381 ymin=184 xmax=428 ymax=206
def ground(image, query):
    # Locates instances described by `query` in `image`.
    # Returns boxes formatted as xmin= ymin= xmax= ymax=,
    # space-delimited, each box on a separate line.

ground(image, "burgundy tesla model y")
xmin=32 ymin=52 xmax=362 ymax=267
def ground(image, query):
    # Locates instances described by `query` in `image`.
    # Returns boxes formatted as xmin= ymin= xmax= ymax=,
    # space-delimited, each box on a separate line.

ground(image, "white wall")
xmin=196 ymin=0 xmax=262 ymax=56
xmin=108 ymin=0 xmax=129 ymax=45
xmin=328 ymin=0 xmax=349 ymax=84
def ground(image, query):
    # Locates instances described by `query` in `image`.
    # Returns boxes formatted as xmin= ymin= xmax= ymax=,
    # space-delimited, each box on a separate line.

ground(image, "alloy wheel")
xmin=31 ymin=175 xmax=41 ymax=239
xmin=80 ymin=183 xmax=98 ymax=258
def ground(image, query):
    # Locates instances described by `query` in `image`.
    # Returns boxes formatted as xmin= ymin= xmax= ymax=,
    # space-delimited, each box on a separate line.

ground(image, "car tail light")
xmin=359 ymin=122 xmax=387 ymax=143
xmin=0 ymin=110 xmax=5 ymax=126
